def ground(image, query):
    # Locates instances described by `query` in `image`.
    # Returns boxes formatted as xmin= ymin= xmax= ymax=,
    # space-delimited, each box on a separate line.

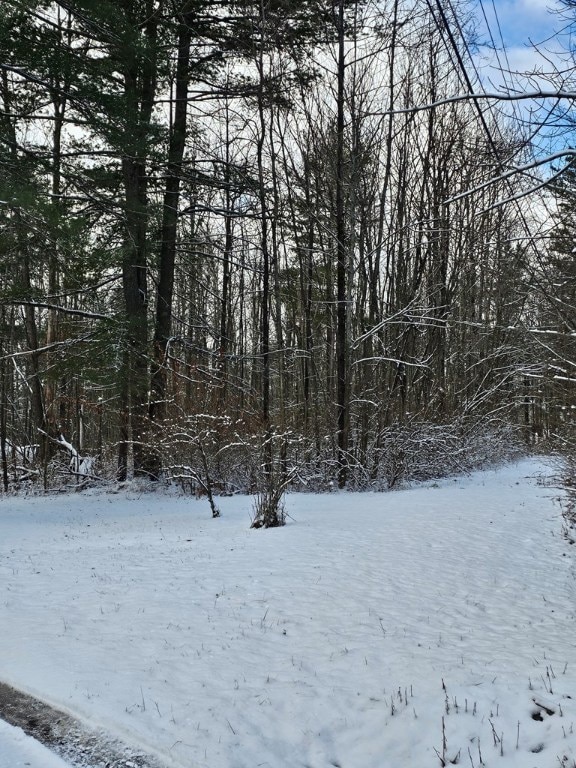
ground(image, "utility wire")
xmin=428 ymin=0 xmax=564 ymax=336
xmin=431 ymin=0 xmax=548 ymax=231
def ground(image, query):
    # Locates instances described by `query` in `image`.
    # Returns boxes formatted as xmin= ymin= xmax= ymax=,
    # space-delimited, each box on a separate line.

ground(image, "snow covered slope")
xmin=0 ymin=458 xmax=574 ymax=767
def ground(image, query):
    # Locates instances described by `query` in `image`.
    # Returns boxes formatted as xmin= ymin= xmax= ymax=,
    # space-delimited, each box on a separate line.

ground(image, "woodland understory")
xmin=1 ymin=0 xmax=576 ymax=512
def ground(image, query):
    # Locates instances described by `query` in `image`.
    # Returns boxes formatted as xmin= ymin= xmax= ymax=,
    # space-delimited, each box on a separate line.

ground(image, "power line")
xmin=426 ymin=0 xmax=561 ymax=328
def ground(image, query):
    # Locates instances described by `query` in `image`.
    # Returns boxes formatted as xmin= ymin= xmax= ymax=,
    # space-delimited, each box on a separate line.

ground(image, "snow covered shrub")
xmin=550 ymin=448 xmax=576 ymax=541
xmin=370 ymin=418 xmax=523 ymax=489
xmin=159 ymin=416 xmax=307 ymax=500
xmin=562 ymin=453 xmax=576 ymax=490
xmin=251 ymin=474 xmax=287 ymax=529
xmin=250 ymin=433 xmax=295 ymax=528
xmin=158 ymin=414 xmax=247 ymax=496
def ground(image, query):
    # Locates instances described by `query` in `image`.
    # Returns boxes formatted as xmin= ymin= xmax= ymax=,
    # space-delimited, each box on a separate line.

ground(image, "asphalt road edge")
xmin=0 ymin=681 xmax=167 ymax=768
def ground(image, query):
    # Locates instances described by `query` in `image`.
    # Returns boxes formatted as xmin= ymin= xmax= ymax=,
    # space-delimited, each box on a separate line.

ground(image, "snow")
xmin=0 ymin=457 xmax=575 ymax=768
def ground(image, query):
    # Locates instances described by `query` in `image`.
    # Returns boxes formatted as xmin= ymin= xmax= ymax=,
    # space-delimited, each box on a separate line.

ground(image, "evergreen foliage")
xmin=0 ymin=0 xmax=570 ymax=494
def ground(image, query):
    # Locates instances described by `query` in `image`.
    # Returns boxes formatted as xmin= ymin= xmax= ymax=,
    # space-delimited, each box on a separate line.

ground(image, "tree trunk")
xmin=335 ymin=0 xmax=348 ymax=487
xmin=150 ymin=9 xmax=193 ymax=426
xmin=119 ymin=0 xmax=159 ymax=478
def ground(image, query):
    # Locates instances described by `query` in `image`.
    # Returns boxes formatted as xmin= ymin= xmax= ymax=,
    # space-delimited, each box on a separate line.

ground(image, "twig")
xmin=433 ymin=747 xmax=446 ymax=767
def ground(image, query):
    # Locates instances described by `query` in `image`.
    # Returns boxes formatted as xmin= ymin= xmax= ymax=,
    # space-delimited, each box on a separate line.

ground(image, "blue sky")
xmin=471 ymin=0 xmax=572 ymax=183
xmin=473 ymin=0 xmax=567 ymax=87
xmin=480 ymin=0 xmax=560 ymax=46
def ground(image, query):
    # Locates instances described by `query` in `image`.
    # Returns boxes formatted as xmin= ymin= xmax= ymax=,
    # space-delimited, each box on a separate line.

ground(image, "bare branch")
xmin=370 ymin=89 xmax=576 ymax=117
xmin=4 ymin=300 xmax=109 ymax=320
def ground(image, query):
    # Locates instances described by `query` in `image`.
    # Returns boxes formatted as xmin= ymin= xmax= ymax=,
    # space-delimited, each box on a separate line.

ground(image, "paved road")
xmin=0 ymin=718 xmax=71 ymax=767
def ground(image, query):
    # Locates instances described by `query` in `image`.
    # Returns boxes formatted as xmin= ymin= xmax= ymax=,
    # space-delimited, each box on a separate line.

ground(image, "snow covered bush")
xmin=250 ymin=472 xmax=287 ymax=529
xmin=0 ymin=412 xmax=524 ymax=496
xmin=157 ymin=413 xmax=258 ymax=496
xmin=157 ymin=416 xmax=524 ymax=495
xmin=367 ymin=417 xmax=524 ymax=490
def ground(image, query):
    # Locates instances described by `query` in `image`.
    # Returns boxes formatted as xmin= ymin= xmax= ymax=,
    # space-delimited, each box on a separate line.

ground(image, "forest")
xmin=0 ymin=0 xmax=574 ymax=509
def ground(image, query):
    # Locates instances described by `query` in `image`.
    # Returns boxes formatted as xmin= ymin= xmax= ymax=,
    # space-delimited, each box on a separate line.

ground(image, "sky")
xmin=473 ymin=0 xmax=568 ymax=88
xmin=470 ymin=0 xmax=576 ymax=163
xmin=484 ymin=0 xmax=561 ymax=46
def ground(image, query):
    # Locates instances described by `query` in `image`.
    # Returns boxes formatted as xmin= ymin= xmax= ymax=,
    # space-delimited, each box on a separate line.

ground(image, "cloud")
xmin=475 ymin=0 xmax=569 ymax=85
xmin=476 ymin=43 xmax=569 ymax=96
xmin=470 ymin=0 xmax=574 ymax=162
xmin=479 ymin=0 xmax=564 ymax=47
xmin=515 ymin=0 xmax=558 ymax=18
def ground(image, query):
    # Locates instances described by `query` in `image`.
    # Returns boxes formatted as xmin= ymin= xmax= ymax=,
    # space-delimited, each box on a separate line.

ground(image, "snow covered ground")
xmin=0 ymin=457 xmax=575 ymax=768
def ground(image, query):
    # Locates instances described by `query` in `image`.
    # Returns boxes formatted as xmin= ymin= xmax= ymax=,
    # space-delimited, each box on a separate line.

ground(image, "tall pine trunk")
xmin=335 ymin=0 xmax=348 ymax=487
xmin=150 ymin=9 xmax=193 ymax=428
